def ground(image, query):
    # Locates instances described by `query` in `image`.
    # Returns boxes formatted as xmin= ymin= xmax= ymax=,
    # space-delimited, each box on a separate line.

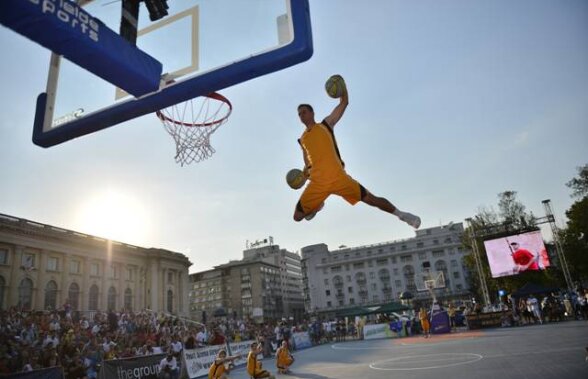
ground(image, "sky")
xmin=1 ymin=0 xmax=586 ymax=273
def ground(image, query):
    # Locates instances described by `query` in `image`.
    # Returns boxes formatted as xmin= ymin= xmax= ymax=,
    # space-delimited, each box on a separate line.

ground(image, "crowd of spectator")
xmin=0 ymin=306 xmax=199 ymax=378
xmin=0 ymin=304 xmax=358 ymax=378
xmin=510 ymin=289 xmax=588 ymax=325
xmin=460 ymin=288 xmax=588 ymax=327
xmin=1 ymin=288 xmax=586 ymax=378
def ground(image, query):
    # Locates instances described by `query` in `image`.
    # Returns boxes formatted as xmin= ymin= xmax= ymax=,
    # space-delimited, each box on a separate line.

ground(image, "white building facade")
xmin=301 ymin=223 xmax=471 ymax=314
xmin=243 ymin=243 xmax=305 ymax=321
xmin=188 ymin=240 xmax=306 ymax=323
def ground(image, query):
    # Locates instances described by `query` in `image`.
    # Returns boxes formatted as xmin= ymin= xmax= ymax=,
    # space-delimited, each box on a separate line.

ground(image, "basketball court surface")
xmin=229 ymin=321 xmax=588 ymax=379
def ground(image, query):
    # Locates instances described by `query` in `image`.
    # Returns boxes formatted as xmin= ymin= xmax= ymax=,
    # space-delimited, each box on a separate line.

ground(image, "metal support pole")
xmin=465 ymin=218 xmax=492 ymax=306
xmin=542 ymin=200 xmax=573 ymax=291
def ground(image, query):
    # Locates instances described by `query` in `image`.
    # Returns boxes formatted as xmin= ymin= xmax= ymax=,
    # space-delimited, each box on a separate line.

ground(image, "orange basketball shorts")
xmin=297 ymin=174 xmax=367 ymax=214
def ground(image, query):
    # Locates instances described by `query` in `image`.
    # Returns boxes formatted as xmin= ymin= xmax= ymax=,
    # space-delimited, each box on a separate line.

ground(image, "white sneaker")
xmin=400 ymin=212 xmax=421 ymax=229
xmin=305 ymin=202 xmax=325 ymax=221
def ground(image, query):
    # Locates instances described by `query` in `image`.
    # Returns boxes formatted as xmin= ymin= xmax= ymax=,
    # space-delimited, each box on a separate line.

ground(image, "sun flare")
xmin=77 ymin=190 xmax=150 ymax=245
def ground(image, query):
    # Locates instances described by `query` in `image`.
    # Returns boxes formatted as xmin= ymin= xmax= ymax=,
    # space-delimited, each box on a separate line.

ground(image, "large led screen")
xmin=483 ymin=230 xmax=551 ymax=278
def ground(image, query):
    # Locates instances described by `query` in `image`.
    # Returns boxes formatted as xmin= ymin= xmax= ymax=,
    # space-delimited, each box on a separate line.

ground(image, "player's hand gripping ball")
xmin=286 ymin=168 xmax=307 ymax=190
xmin=325 ymin=74 xmax=346 ymax=98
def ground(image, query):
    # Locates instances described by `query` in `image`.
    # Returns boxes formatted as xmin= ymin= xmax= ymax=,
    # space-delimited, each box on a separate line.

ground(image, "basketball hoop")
xmin=425 ymin=280 xmax=435 ymax=291
xmin=156 ymin=92 xmax=232 ymax=166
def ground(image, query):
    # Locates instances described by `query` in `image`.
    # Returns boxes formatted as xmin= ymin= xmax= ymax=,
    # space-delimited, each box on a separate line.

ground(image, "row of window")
xmin=324 ymin=258 xmax=463 ymax=277
xmin=320 ymin=241 xmax=462 ymax=263
xmin=322 ymin=284 xmax=466 ymax=309
xmin=193 ymin=279 xmax=221 ymax=289
xmin=325 ymin=294 xmax=390 ymax=308
xmin=0 ymin=276 xmax=149 ymax=312
xmin=0 ymin=250 xmax=182 ymax=284
xmin=324 ymin=272 xmax=462 ymax=297
xmin=191 ymin=295 xmax=223 ymax=303
xmin=324 ymin=253 xmax=463 ymax=272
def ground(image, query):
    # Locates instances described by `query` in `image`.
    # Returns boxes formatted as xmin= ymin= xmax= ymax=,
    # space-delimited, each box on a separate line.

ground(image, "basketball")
xmin=286 ymin=168 xmax=307 ymax=189
xmin=325 ymin=74 xmax=346 ymax=98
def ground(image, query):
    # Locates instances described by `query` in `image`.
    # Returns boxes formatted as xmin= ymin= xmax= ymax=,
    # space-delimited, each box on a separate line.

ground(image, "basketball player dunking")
xmin=293 ymin=75 xmax=421 ymax=228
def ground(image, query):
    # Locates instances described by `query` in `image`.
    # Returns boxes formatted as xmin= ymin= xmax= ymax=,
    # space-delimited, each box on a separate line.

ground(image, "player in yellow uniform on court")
xmin=208 ymin=349 xmax=241 ymax=379
xmin=294 ymin=76 xmax=421 ymax=228
xmin=246 ymin=342 xmax=275 ymax=379
xmin=275 ymin=340 xmax=295 ymax=374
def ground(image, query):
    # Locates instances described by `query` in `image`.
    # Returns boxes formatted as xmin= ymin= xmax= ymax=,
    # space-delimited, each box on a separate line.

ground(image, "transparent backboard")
xmin=33 ymin=0 xmax=312 ymax=147
xmin=416 ymin=271 xmax=446 ymax=292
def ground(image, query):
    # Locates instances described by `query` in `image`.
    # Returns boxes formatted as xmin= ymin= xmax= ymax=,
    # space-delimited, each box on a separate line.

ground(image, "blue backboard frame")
xmin=31 ymin=0 xmax=313 ymax=148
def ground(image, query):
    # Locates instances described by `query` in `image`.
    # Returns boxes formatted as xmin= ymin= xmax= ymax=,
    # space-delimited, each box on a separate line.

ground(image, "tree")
xmin=462 ymin=191 xmax=558 ymax=303
xmin=497 ymin=191 xmax=535 ymax=228
xmin=560 ymin=164 xmax=588 ymax=285
xmin=566 ymin=164 xmax=588 ymax=199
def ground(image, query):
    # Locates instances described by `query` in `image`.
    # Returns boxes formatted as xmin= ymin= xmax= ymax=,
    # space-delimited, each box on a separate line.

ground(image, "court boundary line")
xmin=369 ymin=353 xmax=483 ymax=371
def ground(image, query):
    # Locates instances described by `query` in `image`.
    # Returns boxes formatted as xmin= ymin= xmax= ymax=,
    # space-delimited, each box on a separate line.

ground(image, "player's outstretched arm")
xmin=324 ymin=77 xmax=349 ymax=128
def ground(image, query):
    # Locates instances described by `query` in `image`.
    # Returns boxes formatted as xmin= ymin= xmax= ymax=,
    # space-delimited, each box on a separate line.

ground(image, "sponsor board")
xmin=183 ymin=340 xmax=263 ymax=378
xmin=363 ymin=323 xmax=395 ymax=340
xmin=292 ymin=332 xmax=312 ymax=350
xmin=99 ymin=353 xmax=165 ymax=379
xmin=228 ymin=340 xmax=262 ymax=367
xmin=184 ymin=345 xmax=227 ymax=378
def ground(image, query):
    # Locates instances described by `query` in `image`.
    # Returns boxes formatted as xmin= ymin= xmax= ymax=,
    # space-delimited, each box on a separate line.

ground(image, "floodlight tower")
xmin=542 ymin=199 xmax=573 ymax=291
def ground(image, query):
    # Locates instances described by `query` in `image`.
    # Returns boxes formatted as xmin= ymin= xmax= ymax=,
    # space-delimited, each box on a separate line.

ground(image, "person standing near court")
xmin=419 ymin=307 xmax=431 ymax=338
xmin=526 ymin=294 xmax=543 ymax=324
xmin=447 ymin=303 xmax=457 ymax=332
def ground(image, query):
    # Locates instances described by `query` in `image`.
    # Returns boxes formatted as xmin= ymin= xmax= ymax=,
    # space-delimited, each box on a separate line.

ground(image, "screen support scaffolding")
xmin=541 ymin=200 xmax=573 ymax=291
xmin=465 ymin=199 xmax=574 ymax=307
xmin=464 ymin=219 xmax=492 ymax=307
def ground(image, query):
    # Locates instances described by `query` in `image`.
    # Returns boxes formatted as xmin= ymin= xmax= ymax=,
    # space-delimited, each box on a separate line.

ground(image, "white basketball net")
xmin=156 ymin=93 xmax=232 ymax=166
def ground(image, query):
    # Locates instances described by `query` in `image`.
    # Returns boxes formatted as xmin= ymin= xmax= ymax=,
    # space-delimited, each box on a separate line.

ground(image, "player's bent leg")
xmin=294 ymin=181 xmax=329 ymax=222
xmin=361 ymin=191 xmax=421 ymax=229
xmin=304 ymin=201 xmax=324 ymax=221
xmin=361 ymin=191 xmax=396 ymax=213
xmin=293 ymin=202 xmax=306 ymax=222
xmin=294 ymin=201 xmax=324 ymax=221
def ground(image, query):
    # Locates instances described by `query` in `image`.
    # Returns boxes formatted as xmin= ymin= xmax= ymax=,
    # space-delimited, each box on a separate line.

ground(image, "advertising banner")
xmin=98 ymin=354 xmax=165 ymax=379
xmin=430 ymin=310 xmax=451 ymax=334
xmin=292 ymin=332 xmax=312 ymax=350
xmin=389 ymin=320 xmax=408 ymax=337
xmin=466 ymin=311 xmax=512 ymax=329
xmin=228 ymin=340 xmax=262 ymax=367
xmin=363 ymin=323 xmax=394 ymax=340
xmin=184 ymin=345 xmax=227 ymax=379
xmin=4 ymin=367 xmax=64 ymax=379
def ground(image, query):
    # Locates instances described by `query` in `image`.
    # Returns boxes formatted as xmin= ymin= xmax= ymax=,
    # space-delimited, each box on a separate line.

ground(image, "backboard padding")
xmin=32 ymin=0 xmax=313 ymax=147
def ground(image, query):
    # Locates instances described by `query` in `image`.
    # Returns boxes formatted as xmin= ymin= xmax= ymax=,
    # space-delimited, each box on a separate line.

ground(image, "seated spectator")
xmin=158 ymin=352 xmax=179 ymax=379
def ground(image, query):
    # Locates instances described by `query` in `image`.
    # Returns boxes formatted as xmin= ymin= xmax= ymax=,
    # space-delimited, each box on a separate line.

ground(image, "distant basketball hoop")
xmin=417 ymin=271 xmax=446 ymax=300
xmin=425 ymin=280 xmax=435 ymax=291
xmin=156 ymin=92 xmax=232 ymax=166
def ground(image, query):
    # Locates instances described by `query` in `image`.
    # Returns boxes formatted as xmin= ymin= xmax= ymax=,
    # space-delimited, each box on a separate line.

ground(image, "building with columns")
xmin=0 ymin=213 xmax=192 ymax=316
